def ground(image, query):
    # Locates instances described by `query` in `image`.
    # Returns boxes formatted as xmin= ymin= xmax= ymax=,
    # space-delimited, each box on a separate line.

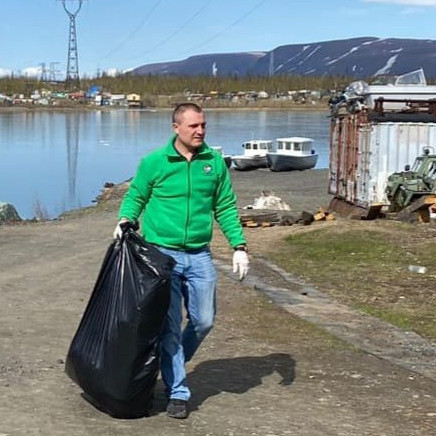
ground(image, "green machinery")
xmin=385 ymin=148 xmax=436 ymax=212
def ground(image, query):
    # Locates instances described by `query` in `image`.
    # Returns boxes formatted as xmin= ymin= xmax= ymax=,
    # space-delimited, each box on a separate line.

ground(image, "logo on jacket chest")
xmin=203 ymin=164 xmax=213 ymax=175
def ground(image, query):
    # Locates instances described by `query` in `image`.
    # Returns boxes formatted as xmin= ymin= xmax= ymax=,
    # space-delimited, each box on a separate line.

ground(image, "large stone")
xmin=0 ymin=202 xmax=22 ymax=222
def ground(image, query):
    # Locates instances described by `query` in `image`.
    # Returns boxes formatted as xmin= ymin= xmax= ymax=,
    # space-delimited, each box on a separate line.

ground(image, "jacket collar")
xmin=164 ymin=134 xmax=212 ymax=158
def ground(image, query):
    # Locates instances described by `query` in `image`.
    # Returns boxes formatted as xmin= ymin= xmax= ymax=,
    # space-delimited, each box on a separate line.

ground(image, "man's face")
xmin=173 ymin=109 xmax=206 ymax=149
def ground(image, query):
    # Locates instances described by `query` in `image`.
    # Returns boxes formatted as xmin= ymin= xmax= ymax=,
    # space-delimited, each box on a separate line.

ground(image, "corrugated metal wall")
xmin=329 ymin=114 xmax=436 ymax=208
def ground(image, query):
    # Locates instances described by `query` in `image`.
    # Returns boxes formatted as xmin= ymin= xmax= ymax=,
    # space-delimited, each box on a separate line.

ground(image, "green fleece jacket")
xmin=119 ymin=136 xmax=246 ymax=250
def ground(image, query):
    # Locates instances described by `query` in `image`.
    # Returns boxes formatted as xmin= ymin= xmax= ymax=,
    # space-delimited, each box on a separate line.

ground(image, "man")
xmin=113 ymin=102 xmax=249 ymax=419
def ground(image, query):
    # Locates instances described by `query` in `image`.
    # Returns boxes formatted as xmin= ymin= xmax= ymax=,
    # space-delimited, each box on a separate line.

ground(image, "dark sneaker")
xmin=166 ymin=399 xmax=188 ymax=419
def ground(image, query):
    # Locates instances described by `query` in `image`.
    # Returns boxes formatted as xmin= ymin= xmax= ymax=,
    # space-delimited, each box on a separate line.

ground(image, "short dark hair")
xmin=172 ymin=102 xmax=203 ymax=124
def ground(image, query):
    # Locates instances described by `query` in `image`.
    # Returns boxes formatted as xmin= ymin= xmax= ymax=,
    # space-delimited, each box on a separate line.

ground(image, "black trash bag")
xmin=65 ymin=226 xmax=176 ymax=419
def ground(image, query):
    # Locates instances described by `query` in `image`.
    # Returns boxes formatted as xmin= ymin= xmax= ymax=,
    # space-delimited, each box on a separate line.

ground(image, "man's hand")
xmin=113 ymin=218 xmax=130 ymax=239
xmin=232 ymin=250 xmax=249 ymax=280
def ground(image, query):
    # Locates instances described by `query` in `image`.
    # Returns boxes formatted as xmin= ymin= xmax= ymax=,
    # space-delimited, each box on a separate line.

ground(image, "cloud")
xmin=0 ymin=68 xmax=12 ymax=77
xmin=364 ymin=0 xmax=436 ymax=5
xmin=21 ymin=67 xmax=41 ymax=78
xmin=0 ymin=67 xmax=45 ymax=78
xmin=104 ymin=68 xmax=120 ymax=77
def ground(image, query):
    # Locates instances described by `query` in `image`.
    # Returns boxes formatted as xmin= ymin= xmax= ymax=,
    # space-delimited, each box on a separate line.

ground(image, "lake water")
xmin=0 ymin=109 xmax=330 ymax=219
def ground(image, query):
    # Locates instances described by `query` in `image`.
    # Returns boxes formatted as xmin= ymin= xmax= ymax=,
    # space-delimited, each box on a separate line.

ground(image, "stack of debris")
xmin=239 ymin=193 xmax=334 ymax=228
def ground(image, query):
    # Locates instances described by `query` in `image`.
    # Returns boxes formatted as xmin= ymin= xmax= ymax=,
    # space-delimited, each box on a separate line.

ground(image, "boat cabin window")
xmin=277 ymin=140 xmax=312 ymax=151
xmin=244 ymin=141 xmax=272 ymax=150
xmin=278 ymin=142 xmax=294 ymax=150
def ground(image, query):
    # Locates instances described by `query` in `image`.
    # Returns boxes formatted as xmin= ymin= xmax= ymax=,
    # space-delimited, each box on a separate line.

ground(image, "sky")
xmin=1 ymin=0 xmax=436 ymax=79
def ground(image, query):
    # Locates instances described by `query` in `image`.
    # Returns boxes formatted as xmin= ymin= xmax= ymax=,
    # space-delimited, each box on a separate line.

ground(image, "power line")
xmin=97 ymin=0 xmax=267 ymax=72
xmin=100 ymin=0 xmax=163 ymax=61
xmin=182 ymin=0 xmax=267 ymax=56
xmin=135 ymin=0 xmax=214 ymax=59
xmin=49 ymin=62 xmax=61 ymax=82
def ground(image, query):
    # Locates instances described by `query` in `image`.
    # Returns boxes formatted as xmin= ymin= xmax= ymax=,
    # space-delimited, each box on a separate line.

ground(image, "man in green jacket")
xmin=114 ymin=102 xmax=249 ymax=419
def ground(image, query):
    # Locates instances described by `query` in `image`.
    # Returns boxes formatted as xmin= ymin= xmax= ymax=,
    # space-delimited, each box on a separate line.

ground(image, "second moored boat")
xmin=266 ymin=137 xmax=318 ymax=171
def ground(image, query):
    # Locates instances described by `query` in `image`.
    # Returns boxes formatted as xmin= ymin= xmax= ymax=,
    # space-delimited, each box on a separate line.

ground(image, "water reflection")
xmin=65 ymin=113 xmax=80 ymax=203
xmin=0 ymin=109 xmax=330 ymax=219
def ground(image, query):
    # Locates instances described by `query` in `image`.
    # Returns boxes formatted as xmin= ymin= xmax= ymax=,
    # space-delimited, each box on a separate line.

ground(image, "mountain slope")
xmin=132 ymin=52 xmax=266 ymax=77
xmin=130 ymin=37 xmax=436 ymax=78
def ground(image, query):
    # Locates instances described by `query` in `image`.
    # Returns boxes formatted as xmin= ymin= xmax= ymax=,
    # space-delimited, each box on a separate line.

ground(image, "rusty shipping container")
xmin=329 ymin=112 xmax=436 ymax=210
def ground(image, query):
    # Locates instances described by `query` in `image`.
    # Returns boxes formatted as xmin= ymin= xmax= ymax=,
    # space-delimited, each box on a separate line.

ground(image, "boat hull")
xmin=267 ymin=153 xmax=318 ymax=171
xmin=232 ymin=155 xmax=268 ymax=171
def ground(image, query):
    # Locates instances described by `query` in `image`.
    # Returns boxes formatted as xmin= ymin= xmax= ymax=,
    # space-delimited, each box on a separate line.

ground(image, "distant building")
xmin=110 ymin=94 xmax=127 ymax=107
xmin=87 ymin=85 xmax=102 ymax=98
xmin=127 ymin=93 xmax=142 ymax=108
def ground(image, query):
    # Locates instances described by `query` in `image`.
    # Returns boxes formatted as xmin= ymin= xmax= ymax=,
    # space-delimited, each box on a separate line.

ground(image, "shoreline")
xmin=2 ymin=168 xmax=331 ymax=224
xmin=0 ymin=103 xmax=329 ymax=113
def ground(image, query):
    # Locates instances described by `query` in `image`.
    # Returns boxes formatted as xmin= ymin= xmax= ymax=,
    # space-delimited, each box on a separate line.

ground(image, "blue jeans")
xmin=156 ymin=246 xmax=217 ymax=401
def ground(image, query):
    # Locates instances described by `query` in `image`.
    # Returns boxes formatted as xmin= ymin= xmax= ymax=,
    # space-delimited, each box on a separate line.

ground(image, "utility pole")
xmin=39 ymin=62 xmax=48 ymax=82
xmin=58 ymin=0 xmax=84 ymax=89
xmin=49 ymin=62 xmax=61 ymax=82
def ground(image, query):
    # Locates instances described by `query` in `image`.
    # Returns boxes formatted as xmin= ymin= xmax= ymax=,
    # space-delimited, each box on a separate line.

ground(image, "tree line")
xmin=0 ymin=74 xmax=354 ymax=97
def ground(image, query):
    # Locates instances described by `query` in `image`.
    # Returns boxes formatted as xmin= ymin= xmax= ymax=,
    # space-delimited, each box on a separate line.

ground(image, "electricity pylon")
xmin=59 ymin=0 xmax=84 ymax=89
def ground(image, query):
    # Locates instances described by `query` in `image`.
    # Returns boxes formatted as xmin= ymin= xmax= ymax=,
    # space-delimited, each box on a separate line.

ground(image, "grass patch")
xmin=229 ymin=286 xmax=358 ymax=352
xmin=265 ymin=223 xmax=436 ymax=341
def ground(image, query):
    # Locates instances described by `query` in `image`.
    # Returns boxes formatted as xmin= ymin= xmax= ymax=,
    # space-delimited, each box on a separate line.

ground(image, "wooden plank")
xmin=243 ymin=221 xmax=260 ymax=228
xmin=313 ymin=211 xmax=326 ymax=221
xmin=261 ymin=222 xmax=274 ymax=227
xmin=239 ymin=210 xmax=280 ymax=224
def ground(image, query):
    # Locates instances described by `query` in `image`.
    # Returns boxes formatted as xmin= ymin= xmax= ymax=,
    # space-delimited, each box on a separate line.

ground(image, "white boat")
xmin=266 ymin=137 xmax=318 ymax=171
xmin=211 ymin=146 xmax=232 ymax=168
xmin=231 ymin=140 xmax=273 ymax=171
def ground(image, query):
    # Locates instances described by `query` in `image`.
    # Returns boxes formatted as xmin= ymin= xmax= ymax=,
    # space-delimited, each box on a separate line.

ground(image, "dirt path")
xmin=0 ymin=170 xmax=435 ymax=435
xmin=213 ymin=256 xmax=436 ymax=381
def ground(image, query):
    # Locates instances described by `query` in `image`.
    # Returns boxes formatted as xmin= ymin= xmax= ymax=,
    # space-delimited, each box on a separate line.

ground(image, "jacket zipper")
xmin=183 ymin=160 xmax=191 ymax=248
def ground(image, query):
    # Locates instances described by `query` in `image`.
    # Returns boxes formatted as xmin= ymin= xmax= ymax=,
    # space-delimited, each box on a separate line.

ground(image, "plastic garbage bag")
xmin=65 ymin=227 xmax=176 ymax=418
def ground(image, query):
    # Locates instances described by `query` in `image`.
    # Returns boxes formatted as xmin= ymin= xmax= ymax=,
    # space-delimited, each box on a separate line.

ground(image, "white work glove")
xmin=113 ymin=218 xmax=129 ymax=239
xmin=232 ymin=249 xmax=249 ymax=280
